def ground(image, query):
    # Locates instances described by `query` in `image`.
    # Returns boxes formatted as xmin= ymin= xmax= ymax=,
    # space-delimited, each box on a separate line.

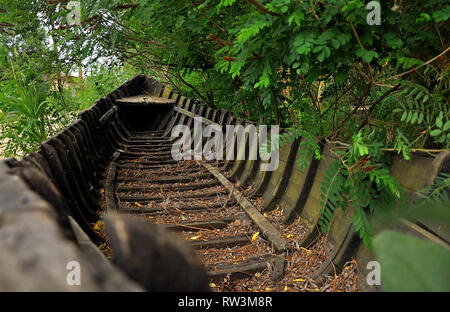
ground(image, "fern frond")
xmin=353 ymin=206 xmax=373 ymax=249
xmin=319 ymin=160 xmax=345 ymax=234
xmin=417 ymin=173 xmax=450 ymax=206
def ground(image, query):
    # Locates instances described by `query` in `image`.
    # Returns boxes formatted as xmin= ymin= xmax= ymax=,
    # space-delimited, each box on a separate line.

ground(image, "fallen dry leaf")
xmin=301 ymin=247 xmax=312 ymax=253
xmin=93 ymin=220 xmax=104 ymax=231
xmin=251 ymin=232 xmax=260 ymax=243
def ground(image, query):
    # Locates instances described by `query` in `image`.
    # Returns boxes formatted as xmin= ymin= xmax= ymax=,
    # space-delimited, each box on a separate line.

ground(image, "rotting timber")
xmin=0 ymin=75 xmax=449 ymax=291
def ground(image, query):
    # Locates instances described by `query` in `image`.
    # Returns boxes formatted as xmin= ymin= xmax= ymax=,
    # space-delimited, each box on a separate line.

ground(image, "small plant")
xmin=317 ymin=132 xmax=402 ymax=249
xmin=273 ymin=128 xmax=403 ymax=249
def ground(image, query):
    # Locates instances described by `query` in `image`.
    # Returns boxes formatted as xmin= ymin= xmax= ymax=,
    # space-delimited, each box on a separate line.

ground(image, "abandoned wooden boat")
xmin=0 ymin=75 xmax=448 ymax=291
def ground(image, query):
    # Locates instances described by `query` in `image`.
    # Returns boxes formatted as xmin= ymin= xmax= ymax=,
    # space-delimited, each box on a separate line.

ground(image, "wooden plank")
xmin=105 ymin=151 xmax=121 ymax=212
xmin=117 ymin=173 xmax=213 ymax=183
xmin=117 ymin=181 xmax=220 ymax=193
xmin=161 ymin=219 xmax=233 ymax=232
xmin=117 ymin=191 xmax=229 ymax=203
xmin=208 ymin=258 xmax=269 ymax=281
xmin=173 ymin=106 xmax=220 ymax=127
xmin=99 ymin=106 xmax=118 ymax=125
xmin=189 ymin=235 xmax=250 ymax=249
xmin=202 ymin=162 xmax=289 ymax=252
xmin=116 ymin=94 xmax=176 ymax=105
xmin=120 ymin=201 xmax=236 ymax=214
xmin=271 ymin=252 xmax=286 ymax=281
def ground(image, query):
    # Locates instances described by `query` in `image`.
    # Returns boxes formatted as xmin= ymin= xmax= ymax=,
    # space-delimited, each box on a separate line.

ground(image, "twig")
xmin=173 ymin=223 xmax=217 ymax=232
xmin=245 ymin=0 xmax=281 ymax=17
xmin=320 ymin=79 xmax=359 ymax=118
xmin=381 ymin=148 xmax=449 ymax=153
xmin=348 ymin=19 xmax=375 ymax=83
xmin=379 ymin=46 xmax=450 ymax=82
xmin=329 ymin=82 xmax=372 ymax=139
xmin=355 ymin=83 xmax=401 ymax=133
xmin=175 ymin=71 xmax=209 ymax=104
xmin=222 ymin=189 xmax=234 ymax=209
xmin=189 ymin=0 xmax=229 ymax=35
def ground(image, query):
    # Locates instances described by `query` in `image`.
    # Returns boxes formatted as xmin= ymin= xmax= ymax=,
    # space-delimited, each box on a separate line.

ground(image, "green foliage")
xmin=416 ymin=173 xmax=450 ymax=212
xmin=260 ymin=126 xmax=321 ymax=171
xmin=0 ymin=32 xmax=134 ymax=157
xmin=392 ymin=70 xmax=450 ymax=148
xmin=318 ymin=160 xmax=346 ymax=234
xmin=373 ymin=230 xmax=450 ymax=291
xmin=0 ymin=44 xmax=56 ymax=156
xmin=317 ymin=132 xmax=401 ymax=249
xmin=271 ymin=128 xmax=403 ymax=249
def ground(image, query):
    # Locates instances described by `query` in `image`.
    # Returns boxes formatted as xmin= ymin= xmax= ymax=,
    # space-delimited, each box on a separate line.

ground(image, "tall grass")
xmin=0 ymin=50 xmax=137 ymax=158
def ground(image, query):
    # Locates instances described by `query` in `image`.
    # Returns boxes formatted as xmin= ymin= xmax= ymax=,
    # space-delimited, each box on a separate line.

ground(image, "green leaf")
xmin=406 ymin=111 xmax=412 ymax=123
xmin=317 ymin=30 xmax=336 ymax=42
xmin=411 ymin=111 xmax=418 ymax=124
xmin=357 ymin=48 xmax=379 ymax=63
xmin=288 ymin=10 xmax=304 ymax=26
xmin=217 ymin=0 xmax=237 ymax=12
xmin=330 ymin=38 xmax=340 ymax=49
xmin=401 ymin=111 xmax=407 ymax=122
xmin=430 ymin=129 xmax=442 ymax=137
xmin=383 ymin=33 xmax=403 ymax=49
xmin=418 ymin=112 xmax=424 ymax=124
xmin=443 ymin=120 xmax=450 ymax=132
xmin=299 ymin=61 xmax=310 ymax=74
xmin=317 ymin=47 xmax=330 ymax=62
xmin=436 ymin=116 xmax=443 ymax=128
xmin=432 ymin=6 xmax=450 ymax=22
xmin=373 ymin=230 xmax=450 ymax=291
xmin=175 ymin=17 xmax=185 ymax=29
xmin=312 ymin=45 xmax=324 ymax=53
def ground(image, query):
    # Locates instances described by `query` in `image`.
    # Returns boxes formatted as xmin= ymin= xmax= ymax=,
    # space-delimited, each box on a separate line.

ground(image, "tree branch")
xmin=245 ymin=0 xmax=281 ymax=17
xmin=329 ymin=82 xmax=373 ymax=139
xmin=380 ymin=46 xmax=450 ymax=82
xmin=355 ymin=84 xmax=401 ymax=134
xmin=175 ymin=71 xmax=209 ymax=104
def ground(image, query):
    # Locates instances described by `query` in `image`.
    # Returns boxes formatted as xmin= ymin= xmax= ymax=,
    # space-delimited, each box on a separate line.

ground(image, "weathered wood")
xmin=105 ymin=151 xmax=120 ymax=212
xmin=117 ymin=181 xmax=220 ymax=193
xmin=271 ymin=252 xmax=286 ymax=282
xmin=208 ymin=257 xmax=269 ymax=281
xmin=161 ymin=219 xmax=234 ymax=232
xmin=117 ymin=191 xmax=229 ymax=203
xmin=0 ymin=166 xmax=142 ymax=291
xmin=174 ymin=106 xmax=221 ymax=127
xmin=202 ymin=162 xmax=289 ymax=252
xmin=116 ymin=173 xmax=213 ymax=183
xmin=99 ymin=106 xmax=118 ymax=125
xmin=189 ymin=235 xmax=250 ymax=249
xmin=122 ymin=201 xmax=237 ymax=214
xmin=116 ymin=94 xmax=176 ymax=106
